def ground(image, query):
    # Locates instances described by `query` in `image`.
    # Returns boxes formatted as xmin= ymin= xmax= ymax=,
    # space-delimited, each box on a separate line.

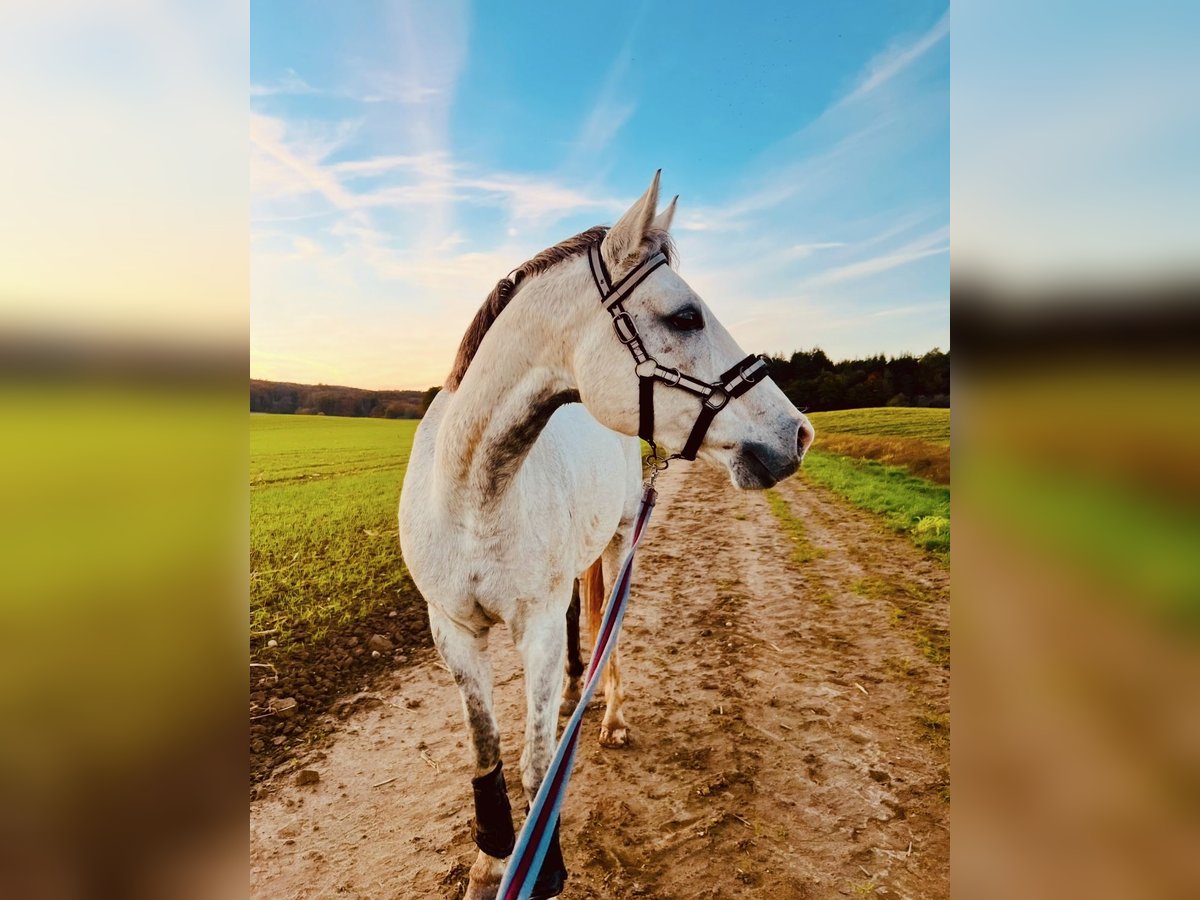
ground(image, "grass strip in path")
xmin=764 ymin=489 xmax=824 ymax=566
xmin=801 ymin=450 xmax=950 ymax=558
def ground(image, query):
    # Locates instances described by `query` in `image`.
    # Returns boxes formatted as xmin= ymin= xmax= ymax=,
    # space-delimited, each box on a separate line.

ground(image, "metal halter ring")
xmin=703 ymin=389 xmax=730 ymax=411
xmin=634 ymin=357 xmax=658 ymax=378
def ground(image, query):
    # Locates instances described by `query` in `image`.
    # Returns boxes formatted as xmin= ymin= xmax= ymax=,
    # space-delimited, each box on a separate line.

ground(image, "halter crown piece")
xmin=587 ymin=242 xmax=770 ymax=465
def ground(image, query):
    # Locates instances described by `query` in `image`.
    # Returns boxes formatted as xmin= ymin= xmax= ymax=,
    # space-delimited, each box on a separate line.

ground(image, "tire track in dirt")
xmin=250 ymin=465 xmax=949 ymax=899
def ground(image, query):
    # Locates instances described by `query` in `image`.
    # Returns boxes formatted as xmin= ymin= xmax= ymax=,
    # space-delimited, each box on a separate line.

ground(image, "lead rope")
xmin=497 ymin=478 xmax=659 ymax=900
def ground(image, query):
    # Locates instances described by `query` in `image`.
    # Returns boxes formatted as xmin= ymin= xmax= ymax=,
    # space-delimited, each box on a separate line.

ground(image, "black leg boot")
xmin=529 ymin=820 xmax=567 ymax=899
xmin=471 ymin=761 xmax=515 ymax=859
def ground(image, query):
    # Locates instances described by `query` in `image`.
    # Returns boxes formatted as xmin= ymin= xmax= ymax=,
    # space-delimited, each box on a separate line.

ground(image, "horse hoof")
xmin=558 ymin=696 xmax=578 ymax=716
xmin=464 ymin=881 xmax=499 ymax=900
xmin=530 ymin=871 xmax=566 ymax=899
xmin=464 ymin=851 xmax=505 ymax=899
xmin=598 ymin=725 xmax=629 ymax=748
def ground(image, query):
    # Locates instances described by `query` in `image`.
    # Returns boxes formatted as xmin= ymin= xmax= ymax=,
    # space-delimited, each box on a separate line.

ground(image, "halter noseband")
xmin=587 ymin=242 xmax=770 ymax=463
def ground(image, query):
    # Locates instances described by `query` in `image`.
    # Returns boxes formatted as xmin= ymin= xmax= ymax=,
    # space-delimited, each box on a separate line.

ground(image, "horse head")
xmin=573 ymin=171 xmax=814 ymax=488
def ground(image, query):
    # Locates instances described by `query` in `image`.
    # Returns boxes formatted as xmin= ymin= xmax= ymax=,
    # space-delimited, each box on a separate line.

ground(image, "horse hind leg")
xmin=582 ymin=548 xmax=630 ymax=748
xmin=428 ymin=608 xmax=511 ymax=900
xmin=560 ymin=581 xmax=585 ymax=715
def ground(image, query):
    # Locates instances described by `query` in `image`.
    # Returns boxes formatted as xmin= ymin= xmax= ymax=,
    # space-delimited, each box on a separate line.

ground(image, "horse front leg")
xmin=514 ymin=608 xmax=570 ymax=898
xmin=428 ymin=609 xmax=511 ymax=900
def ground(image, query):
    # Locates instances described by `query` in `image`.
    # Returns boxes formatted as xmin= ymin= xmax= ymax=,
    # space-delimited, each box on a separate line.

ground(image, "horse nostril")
xmin=798 ymin=420 xmax=815 ymax=456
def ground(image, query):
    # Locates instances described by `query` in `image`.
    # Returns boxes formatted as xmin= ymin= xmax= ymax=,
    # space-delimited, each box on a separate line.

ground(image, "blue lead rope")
xmin=498 ymin=485 xmax=658 ymax=900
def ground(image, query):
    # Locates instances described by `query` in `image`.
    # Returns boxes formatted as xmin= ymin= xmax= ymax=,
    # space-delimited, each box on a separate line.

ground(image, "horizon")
xmin=251 ymin=1 xmax=949 ymax=391
xmin=251 ymin=343 xmax=950 ymax=394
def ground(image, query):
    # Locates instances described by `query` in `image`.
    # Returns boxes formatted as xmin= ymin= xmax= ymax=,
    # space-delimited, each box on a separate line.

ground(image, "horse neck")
xmin=435 ymin=269 xmax=589 ymax=509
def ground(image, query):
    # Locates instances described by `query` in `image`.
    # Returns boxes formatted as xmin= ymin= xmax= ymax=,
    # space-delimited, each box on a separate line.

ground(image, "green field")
xmin=249 ymin=407 xmax=952 ymax=650
xmin=805 ymin=408 xmax=951 ymax=557
xmin=809 ymin=407 xmax=950 ymax=445
xmin=250 ymin=414 xmax=419 ymax=646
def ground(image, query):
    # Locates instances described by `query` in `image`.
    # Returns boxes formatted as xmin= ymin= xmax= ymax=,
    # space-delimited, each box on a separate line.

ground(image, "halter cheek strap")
xmin=587 ymin=243 xmax=770 ymax=463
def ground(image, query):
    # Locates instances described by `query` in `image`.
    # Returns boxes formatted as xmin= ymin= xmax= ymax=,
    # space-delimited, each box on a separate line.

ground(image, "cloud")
xmin=842 ymin=10 xmax=949 ymax=103
xmin=250 ymin=68 xmax=317 ymax=97
xmin=252 ymin=111 xmax=623 ymax=230
xmin=783 ymin=241 xmax=846 ymax=260
xmin=250 ymin=113 xmax=360 ymax=208
xmin=674 ymin=119 xmax=894 ymax=235
xmin=796 ymin=227 xmax=949 ymax=290
xmin=560 ymin=3 xmax=649 ymax=175
xmin=330 ymin=153 xmax=454 ymax=180
xmin=355 ymin=72 xmax=442 ymax=105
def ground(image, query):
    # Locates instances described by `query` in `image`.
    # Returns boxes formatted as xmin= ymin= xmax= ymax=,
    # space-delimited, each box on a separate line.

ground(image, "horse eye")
xmin=666 ymin=307 xmax=704 ymax=332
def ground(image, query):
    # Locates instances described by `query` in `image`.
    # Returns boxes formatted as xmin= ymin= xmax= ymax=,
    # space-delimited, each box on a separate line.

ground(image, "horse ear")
xmin=651 ymin=195 xmax=678 ymax=233
xmin=602 ymin=170 xmax=661 ymax=274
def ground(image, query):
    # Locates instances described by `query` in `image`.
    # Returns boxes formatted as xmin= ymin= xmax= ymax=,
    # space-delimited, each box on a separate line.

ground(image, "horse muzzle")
xmin=733 ymin=440 xmax=800 ymax=489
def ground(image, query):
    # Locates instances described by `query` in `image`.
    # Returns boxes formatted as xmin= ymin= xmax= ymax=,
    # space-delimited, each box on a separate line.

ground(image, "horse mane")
xmin=445 ymin=225 xmax=676 ymax=389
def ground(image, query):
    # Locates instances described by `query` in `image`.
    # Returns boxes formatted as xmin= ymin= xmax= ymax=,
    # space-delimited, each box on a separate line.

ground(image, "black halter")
xmin=587 ymin=242 xmax=770 ymax=463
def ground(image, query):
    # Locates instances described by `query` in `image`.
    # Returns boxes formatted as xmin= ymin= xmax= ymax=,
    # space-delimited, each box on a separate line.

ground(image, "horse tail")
xmin=582 ymin=556 xmax=606 ymax=657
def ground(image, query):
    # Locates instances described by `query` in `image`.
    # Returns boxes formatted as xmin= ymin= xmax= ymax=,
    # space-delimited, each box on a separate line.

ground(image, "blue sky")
xmin=251 ymin=1 xmax=948 ymax=389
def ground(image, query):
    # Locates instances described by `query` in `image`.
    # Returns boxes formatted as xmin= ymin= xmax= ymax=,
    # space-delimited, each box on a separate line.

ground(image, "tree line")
xmin=763 ymin=348 xmax=949 ymax=411
xmin=250 ymin=379 xmax=437 ymax=418
xmin=250 ymin=348 xmax=949 ymax=418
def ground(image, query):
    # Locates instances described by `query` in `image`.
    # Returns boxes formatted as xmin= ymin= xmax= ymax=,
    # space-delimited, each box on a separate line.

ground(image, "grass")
xmin=797 ymin=408 xmax=951 ymax=558
xmin=250 ymin=414 xmax=420 ymax=647
xmin=764 ymin=489 xmax=823 ymax=565
xmin=802 ymin=450 xmax=950 ymax=557
xmin=917 ymin=711 xmax=950 ymax=749
xmin=812 ymin=433 xmax=949 ymax=484
xmin=854 ymin=577 xmax=950 ymax=668
xmin=809 ymin=407 xmax=949 ymax=445
xmin=809 ymin=407 xmax=949 ymax=484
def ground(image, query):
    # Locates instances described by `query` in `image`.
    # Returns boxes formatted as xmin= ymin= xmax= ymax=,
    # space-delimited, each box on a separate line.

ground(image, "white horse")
xmin=399 ymin=172 xmax=813 ymax=899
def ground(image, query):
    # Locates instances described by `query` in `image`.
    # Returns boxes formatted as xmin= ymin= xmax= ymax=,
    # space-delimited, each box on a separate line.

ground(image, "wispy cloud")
xmin=329 ymin=153 xmax=454 ymax=180
xmin=842 ymin=10 xmax=949 ymax=103
xmin=560 ymin=3 xmax=649 ymax=175
xmin=252 ymin=111 xmax=623 ymax=231
xmin=250 ymin=68 xmax=318 ymax=98
xmin=251 ymin=66 xmax=443 ymax=106
xmin=796 ymin=227 xmax=949 ymax=290
xmin=783 ymin=242 xmax=846 ymax=260
xmin=250 ymin=113 xmax=360 ymax=209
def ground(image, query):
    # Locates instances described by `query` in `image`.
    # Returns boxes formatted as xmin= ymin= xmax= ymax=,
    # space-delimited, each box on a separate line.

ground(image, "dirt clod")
xmin=367 ymin=634 xmax=394 ymax=653
xmin=296 ymin=769 xmax=320 ymax=786
xmin=272 ymin=697 xmax=298 ymax=718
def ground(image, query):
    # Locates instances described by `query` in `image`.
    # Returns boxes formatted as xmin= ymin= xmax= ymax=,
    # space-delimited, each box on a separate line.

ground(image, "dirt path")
xmin=250 ymin=465 xmax=949 ymax=899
